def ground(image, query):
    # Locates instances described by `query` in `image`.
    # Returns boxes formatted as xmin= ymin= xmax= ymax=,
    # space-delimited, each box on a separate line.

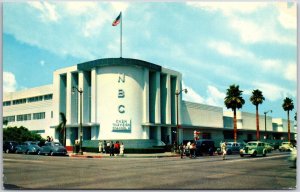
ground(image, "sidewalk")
xmin=68 ymin=152 xmax=179 ymax=158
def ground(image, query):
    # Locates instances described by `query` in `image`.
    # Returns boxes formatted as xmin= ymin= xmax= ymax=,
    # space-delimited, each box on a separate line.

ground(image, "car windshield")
xmin=247 ymin=143 xmax=258 ymax=146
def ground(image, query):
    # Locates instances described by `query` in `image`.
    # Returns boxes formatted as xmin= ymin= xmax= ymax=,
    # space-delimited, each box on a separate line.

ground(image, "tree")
xmin=224 ymin=84 xmax=245 ymax=143
xmin=282 ymin=97 xmax=294 ymax=142
xmin=56 ymin=112 xmax=67 ymax=146
xmin=3 ymin=126 xmax=44 ymax=143
xmin=3 ymin=119 xmax=8 ymax=126
xmin=250 ymin=89 xmax=265 ymax=141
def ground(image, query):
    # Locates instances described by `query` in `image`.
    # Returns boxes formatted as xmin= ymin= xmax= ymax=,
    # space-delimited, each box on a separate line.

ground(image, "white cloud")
xmin=187 ymin=2 xmax=296 ymax=46
xmin=111 ymin=2 xmax=129 ymax=12
xmin=4 ymin=72 xmax=17 ymax=92
xmin=63 ymin=2 xmax=98 ymax=16
xmin=229 ymin=17 xmax=295 ymax=45
xmin=206 ymin=85 xmax=225 ymax=107
xmin=252 ymin=82 xmax=296 ymax=101
xmin=182 ymin=82 xmax=225 ymax=107
xmin=28 ymin=2 xmax=59 ymax=22
xmin=276 ymin=2 xmax=296 ymax=30
xmin=182 ymin=82 xmax=205 ymax=103
xmin=208 ymin=40 xmax=253 ymax=58
xmin=186 ymin=2 xmax=267 ymax=15
xmin=284 ymin=63 xmax=297 ymax=82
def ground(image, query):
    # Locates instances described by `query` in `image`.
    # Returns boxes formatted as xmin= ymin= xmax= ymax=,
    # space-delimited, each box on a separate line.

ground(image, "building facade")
xmin=3 ymin=58 xmax=297 ymax=148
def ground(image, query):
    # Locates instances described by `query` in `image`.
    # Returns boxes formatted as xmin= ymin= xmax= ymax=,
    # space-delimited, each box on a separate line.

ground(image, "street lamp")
xmin=264 ymin=110 xmax=272 ymax=140
xmin=175 ymin=88 xmax=188 ymax=145
xmin=72 ymin=86 xmax=83 ymax=155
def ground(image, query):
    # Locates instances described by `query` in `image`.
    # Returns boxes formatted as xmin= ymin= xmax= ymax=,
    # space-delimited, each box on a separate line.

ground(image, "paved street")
xmin=3 ymin=152 xmax=296 ymax=190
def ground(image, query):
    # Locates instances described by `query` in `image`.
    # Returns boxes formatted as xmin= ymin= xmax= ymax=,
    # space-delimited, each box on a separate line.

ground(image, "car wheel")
xmin=26 ymin=150 xmax=30 ymax=155
xmin=50 ymin=151 xmax=54 ymax=156
xmin=5 ymin=149 xmax=9 ymax=153
xmin=252 ymin=151 xmax=257 ymax=157
xmin=240 ymin=154 xmax=244 ymax=157
xmin=38 ymin=150 xmax=41 ymax=155
xmin=263 ymin=151 xmax=266 ymax=157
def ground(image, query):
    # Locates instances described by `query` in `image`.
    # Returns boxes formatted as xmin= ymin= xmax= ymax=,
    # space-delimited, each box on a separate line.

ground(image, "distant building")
xmin=3 ymin=58 xmax=297 ymax=148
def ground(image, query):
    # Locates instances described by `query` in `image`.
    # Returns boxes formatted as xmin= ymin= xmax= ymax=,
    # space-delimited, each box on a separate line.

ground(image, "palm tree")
xmin=282 ymin=97 xmax=294 ymax=142
xmin=56 ymin=112 xmax=67 ymax=146
xmin=224 ymin=84 xmax=245 ymax=143
xmin=250 ymin=89 xmax=265 ymax=141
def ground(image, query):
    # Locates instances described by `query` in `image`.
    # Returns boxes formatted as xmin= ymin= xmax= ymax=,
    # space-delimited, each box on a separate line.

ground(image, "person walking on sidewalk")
xmin=109 ymin=141 xmax=114 ymax=156
xmin=221 ymin=141 xmax=227 ymax=160
xmin=120 ymin=142 xmax=124 ymax=156
xmin=98 ymin=141 xmax=103 ymax=153
xmin=106 ymin=140 xmax=110 ymax=154
xmin=103 ymin=140 xmax=107 ymax=153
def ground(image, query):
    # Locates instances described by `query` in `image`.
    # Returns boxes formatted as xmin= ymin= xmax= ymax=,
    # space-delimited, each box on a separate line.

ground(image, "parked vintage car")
xmin=279 ymin=142 xmax=293 ymax=152
xmin=195 ymin=139 xmax=215 ymax=156
xmin=240 ymin=141 xmax=268 ymax=157
xmin=288 ymin=147 xmax=297 ymax=168
xmin=225 ymin=142 xmax=243 ymax=155
xmin=15 ymin=141 xmax=41 ymax=154
xmin=38 ymin=142 xmax=68 ymax=156
xmin=3 ymin=141 xmax=19 ymax=153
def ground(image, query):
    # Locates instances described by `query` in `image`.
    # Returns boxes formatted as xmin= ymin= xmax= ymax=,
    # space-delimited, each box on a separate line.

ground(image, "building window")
xmin=16 ymin=114 xmax=31 ymax=121
xmin=44 ymin=94 xmax=53 ymax=100
xmin=33 ymin=112 xmax=45 ymax=120
xmin=12 ymin=98 xmax=27 ymax=105
xmin=3 ymin=116 xmax=15 ymax=122
xmin=27 ymin=96 xmax=43 ymax=103
xmin=3 ymin=101 xmax=11 ymax=106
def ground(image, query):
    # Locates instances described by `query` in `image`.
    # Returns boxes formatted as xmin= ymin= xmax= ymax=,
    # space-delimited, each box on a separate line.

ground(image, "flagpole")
xmin=120 ymin=11 xmax=122 ymax=58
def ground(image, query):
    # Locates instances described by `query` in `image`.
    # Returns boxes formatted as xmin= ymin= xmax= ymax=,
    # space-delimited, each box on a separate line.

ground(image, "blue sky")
xmin=3 ymin=1 xmax=297 ymax=120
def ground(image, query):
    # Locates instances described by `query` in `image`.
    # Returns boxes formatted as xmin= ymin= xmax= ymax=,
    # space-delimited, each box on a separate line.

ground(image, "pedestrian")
xmin=179 ymin=143 xmax=185 ymax=159
xmin=109 ymin=141 xmax=114 ymax=156
xmin=190 ymin=142 xmax=196 ymax=158
xmin=98 ymin=141 xmax=103 ymax=153
xmin=120 ymin=142 xmax=124 ymax=156
xmin=106 ymin=141 xmax=110 ymax=154
xmin=114 ymin=141 xmax=120 ymax=156
xmin=50 ymin=136 xmax=54 ymax=142
xmin=221 ymin=141 xmax=227 ymax=160
xmin=103 ymin=140 xmax=107 ymax=153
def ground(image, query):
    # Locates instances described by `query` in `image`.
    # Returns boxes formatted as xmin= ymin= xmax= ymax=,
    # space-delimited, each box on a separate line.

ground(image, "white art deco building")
xmin=3 ymin=58 xmax=296 ymax=148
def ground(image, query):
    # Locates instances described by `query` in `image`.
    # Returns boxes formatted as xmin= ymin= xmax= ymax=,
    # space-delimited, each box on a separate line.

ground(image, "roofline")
xmin=77 ymin=58 xmax=162 ymax=72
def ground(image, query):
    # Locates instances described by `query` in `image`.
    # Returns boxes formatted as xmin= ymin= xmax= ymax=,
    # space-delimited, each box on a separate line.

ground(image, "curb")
xmin=68 ymin=153 xmax=179 ymax=159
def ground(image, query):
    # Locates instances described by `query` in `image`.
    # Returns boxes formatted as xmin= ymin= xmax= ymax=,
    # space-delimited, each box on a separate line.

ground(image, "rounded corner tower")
xmin=53 ymin=58 xmax=183 ymax=146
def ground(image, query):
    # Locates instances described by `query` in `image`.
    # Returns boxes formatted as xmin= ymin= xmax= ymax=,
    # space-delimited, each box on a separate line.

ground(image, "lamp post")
xmin=72 ymin=86 xmax=83 ymax=155
xmin=264 ymin=110 xmax=272 ymax=140
xmin=175 ymin=88 xmax=188 ymax=145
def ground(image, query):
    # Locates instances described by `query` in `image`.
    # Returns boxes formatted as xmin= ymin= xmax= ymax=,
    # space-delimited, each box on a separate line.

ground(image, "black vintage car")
xmin=195 ymin=139 xmax=215 ymax=156
xmin=3 ymin=141 xmax=19 ymax=153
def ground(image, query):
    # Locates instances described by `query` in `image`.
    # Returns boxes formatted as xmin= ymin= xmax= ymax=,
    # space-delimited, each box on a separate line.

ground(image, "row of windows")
xmin=3 ymin=94 xmax=53 ymax=106
xmin=17 ymin=114 xmax=31 ymax=121
xmin=3 ymin=112 xmax=48 ymax=122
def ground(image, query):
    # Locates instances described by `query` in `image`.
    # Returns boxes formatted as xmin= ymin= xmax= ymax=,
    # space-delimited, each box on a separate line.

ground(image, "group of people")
xmin=178 ymin=140 xmax=227 ymax=160
xmin=98 ymin=140 xmax=124 ymax=156
xmin=179 ymin=141 xmax=196 ymax=158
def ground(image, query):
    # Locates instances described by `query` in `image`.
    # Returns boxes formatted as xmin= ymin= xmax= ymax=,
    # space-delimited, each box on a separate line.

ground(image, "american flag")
xmin=112 ymin=12 xmax=121 ymax=26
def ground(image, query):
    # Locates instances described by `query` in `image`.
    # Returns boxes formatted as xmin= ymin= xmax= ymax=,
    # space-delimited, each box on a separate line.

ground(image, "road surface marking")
xmin=3 ymin=158 xmax=45 ymax=163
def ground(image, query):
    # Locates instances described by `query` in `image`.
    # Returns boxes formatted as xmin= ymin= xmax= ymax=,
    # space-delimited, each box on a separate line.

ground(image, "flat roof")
xmin=77 ymin=58 xmax=162 ymax=72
